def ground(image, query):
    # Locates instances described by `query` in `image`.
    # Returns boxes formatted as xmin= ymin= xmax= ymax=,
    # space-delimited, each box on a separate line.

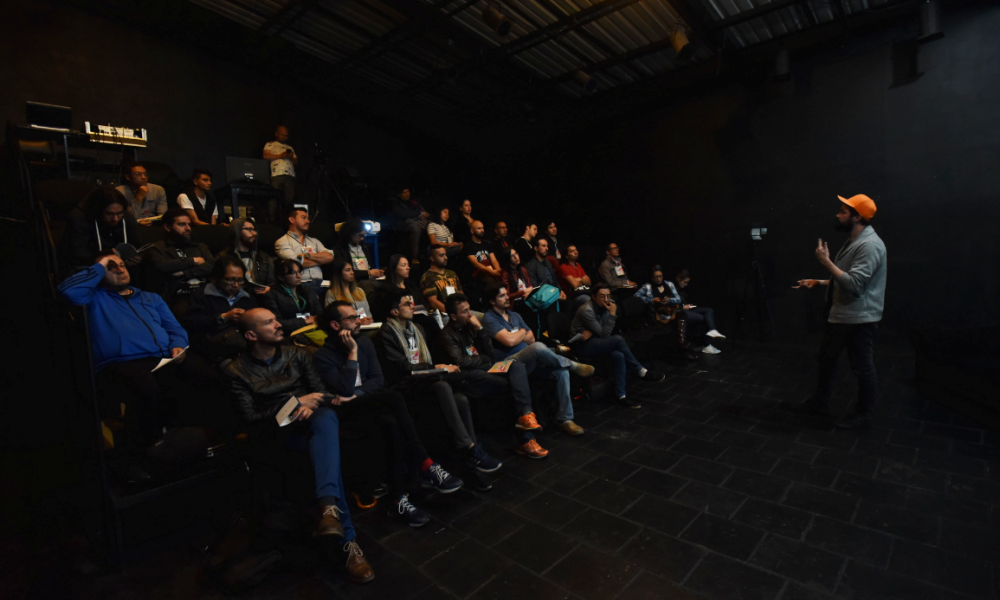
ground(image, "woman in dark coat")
xmin=262 ymin=259 xmax=323 ymax=335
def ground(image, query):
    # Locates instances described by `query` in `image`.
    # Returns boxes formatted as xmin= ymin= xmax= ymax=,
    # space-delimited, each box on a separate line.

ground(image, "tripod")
xmin=732 ymin=241 xmax=777 ymax=347
xmin=300 ymin=145 xmax=349 ymax=223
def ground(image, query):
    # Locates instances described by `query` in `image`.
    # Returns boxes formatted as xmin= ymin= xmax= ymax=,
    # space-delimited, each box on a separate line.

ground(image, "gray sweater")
xmin=571 ymin=299 xmax=616 ymax=338
xmin=826 ymin=226 xmax=887 ymax=324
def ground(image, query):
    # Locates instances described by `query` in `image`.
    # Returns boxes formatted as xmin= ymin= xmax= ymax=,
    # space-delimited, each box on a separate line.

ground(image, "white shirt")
xmin=264 ymin=141 xmax=296 ymax=178
xmin=274 ymin=231 xmax=329 ymax=282
xmin=427 ymin=222 xmax=454 ymax=244
xmin=177 ymin=192 xmax=218 ymax=218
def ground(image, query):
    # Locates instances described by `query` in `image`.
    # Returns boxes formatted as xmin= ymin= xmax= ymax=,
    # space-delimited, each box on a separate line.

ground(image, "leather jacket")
xmin=433 ymin=321 xmax=495 ymax=371
xmin=223 ymin=345 xmax=324 ymax=430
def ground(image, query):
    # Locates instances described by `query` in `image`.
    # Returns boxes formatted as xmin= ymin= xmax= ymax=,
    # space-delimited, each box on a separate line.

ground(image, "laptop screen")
xmin=26 ymin=101 xmax=72 ymax=131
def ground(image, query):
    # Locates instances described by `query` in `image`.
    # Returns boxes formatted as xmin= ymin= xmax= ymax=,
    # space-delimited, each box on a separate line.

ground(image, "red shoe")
xmin=516 ymin=439 xmax=549 ymax=460
xmin=516 ymin=412 xmax=542 ymax=431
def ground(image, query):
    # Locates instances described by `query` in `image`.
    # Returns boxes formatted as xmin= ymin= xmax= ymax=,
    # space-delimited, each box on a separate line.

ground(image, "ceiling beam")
xmin=707 ymin=0 xmax=802 ymax=32
xmin=257 ymin=0 xmax=320 ymax=38
xmin=667 ymin=0 xmax=719 ymax=52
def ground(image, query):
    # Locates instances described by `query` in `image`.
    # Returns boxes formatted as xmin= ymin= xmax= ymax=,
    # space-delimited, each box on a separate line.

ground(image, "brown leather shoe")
xmin=559 ymin=420 xmax=585 ymax=436
xmin=344 ymin=541 xmax=375 ymax=583
xmin=315 ymin=505 xmax=345 ymax=538
xmin=568 ymin=361 xmax=596 ymax=378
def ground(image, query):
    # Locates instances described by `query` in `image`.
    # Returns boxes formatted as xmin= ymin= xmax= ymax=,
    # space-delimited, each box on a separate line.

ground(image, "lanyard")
xmin=95 ymin=219 xmax=126 ymax=252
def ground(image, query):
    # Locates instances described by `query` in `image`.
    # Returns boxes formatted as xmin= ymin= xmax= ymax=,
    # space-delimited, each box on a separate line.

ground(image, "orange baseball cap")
xmin=838 ymin=194 xmax=877 ymax=220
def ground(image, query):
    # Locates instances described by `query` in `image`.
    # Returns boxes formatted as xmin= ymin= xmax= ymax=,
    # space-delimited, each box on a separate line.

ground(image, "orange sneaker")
xmin=516 ymin=412 xmax=542 ymax=431
xmin=516 ymin=439 xmax=549 ymax=460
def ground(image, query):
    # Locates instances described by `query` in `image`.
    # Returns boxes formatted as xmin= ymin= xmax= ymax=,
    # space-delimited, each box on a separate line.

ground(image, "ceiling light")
xmin=483 ymin=5 xmax=512 ymax=37
xmin=671 ymin=27 xmax=693 ymax=61
xmin=573 ymin=70 xmax=597 ymax=94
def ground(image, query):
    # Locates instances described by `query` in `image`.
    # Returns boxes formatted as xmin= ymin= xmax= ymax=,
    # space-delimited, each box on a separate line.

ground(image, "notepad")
xmin=275 ymin=397 xmax=300 ymax=427
xmin=152 ymin=346 xmax=188 ymax=372
xmin=360 ymin=321 xmax=382 ymax=330
xmin=488 ymin=359 xmax=514 ymax=374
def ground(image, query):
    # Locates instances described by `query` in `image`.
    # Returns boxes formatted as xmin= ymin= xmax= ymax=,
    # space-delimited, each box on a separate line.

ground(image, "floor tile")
xmin=679 ymin=512 xmax=766 ymax=560
xmin=782 ymin=483 xmax=858 ymax=521
xmin=853 ymin=502 xmax=938 ymax=544
xmin=560 ymin=508 xmax=641 ymax=553
xmin=673 ymin=481 xmax=747 ymax=517
xmin=621 ymin=494 xmax=700 ymax=536
xmin=622 ymin=467 xmax=687 ymax=499
xmin=616 ymin=571 xmax=702 ymax=600
xmin=543 ymin=545 xmax=637 ymax=600
xmin=572 ymin=478 xmax=641 ymax=515
xmin=684 ymin=553 xmax=785 ymax=600
xmin=716 ymin=448 xmax=780 ymax=473
xmin=470 ymin=564 xmax=570 ymax=600
xmin=579 ymin=455 xmax=641 ymax=483
xmin=380 ymin=519 xmax=468 ymax=566
xmin=750 ymin=535 xmax=844 ymax=591
xmin=732 ymin=498 xmax=813 ymax=539
xmin=422 ymin=538 xmax=511 ymax=598
xmin=771 ymin=459 xmax=839 ymax=487
xmin=804 ymin=515 xmax=892 ymax=567
xmin=832 ymin=472 xmax=909 ymax=507
xmin=623 ymin=445 xmax=684 ymax=472
xmin=670 ymin=437 xmax=727 ymax=461
xmin=493 ymin=524 xmax=578 ymax=574
xmin=874 ymin=460 xmax=948 ymax=493
xmin=516 ymin=490 xmax=590 ymax=529
xmin=889 ymin=539 xmax=992 ymax=598
xmin=617 ymin=528 xmax=705 ymax=583
xmin=723 ymin=469 xmax=791 ymax=502
xmin=838 ymin=560 xmax=946 ymax=600
xmin=540 ymin=465 xmax=598 ymax=497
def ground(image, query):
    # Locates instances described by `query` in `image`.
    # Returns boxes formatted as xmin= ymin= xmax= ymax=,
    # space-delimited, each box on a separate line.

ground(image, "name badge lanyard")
xmin=95 ymin=219 xmax=127 ymax=252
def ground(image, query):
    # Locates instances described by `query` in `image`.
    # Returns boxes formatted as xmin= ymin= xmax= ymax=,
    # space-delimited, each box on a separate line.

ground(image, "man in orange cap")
xmin=793 ymin=194 xmax=887 ymax=430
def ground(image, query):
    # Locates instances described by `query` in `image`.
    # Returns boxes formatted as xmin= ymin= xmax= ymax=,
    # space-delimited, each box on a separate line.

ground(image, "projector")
xmin=362 ymin=220 xmax=381 ymax=233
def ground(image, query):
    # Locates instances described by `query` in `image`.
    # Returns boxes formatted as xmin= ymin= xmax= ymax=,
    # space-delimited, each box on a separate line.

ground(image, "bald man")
xmin=263 ymin=125 xmax=297 ymax=221
xmin=223 ymin=308 xmax=374 ymax=583
xmin=464 ymin=220 xmax=502 ymax=309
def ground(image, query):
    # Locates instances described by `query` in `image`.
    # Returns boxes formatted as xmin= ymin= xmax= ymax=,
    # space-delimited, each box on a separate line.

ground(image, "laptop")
xmin=225 ymin=156 xmax=271 ymax=185
xmin=26 ymin=101 xmax=72 ymax=131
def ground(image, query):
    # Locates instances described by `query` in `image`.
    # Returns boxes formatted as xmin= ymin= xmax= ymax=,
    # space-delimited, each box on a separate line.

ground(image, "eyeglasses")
xmin=340 ymin=314 xmax=360 ymax=322
xmin=221 ymin=278 xmax=244 ymax=285
xmin=608 ymin=246 xmax=619 ymax=250
xmin=104 ymin=211 xmax=126 ymax=218
xmin=242 ymin=227 xmax=257 ymax=232
xmin=399 ymin=301 xmax=414 ymax=308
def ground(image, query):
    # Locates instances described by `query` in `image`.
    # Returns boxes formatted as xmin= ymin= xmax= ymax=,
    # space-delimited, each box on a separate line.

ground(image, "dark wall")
xmin=0 ymin=1 xmax=439 ymax=212
xmin=489 ymin=3 xmax=1000 ymax=341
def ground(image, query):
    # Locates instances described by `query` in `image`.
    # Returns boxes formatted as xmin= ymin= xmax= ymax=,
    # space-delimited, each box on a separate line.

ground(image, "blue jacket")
xmin=313 ymin=334 xmax=385 ymax=397
xmin=58 ymin=264 xmax=189 ymax=370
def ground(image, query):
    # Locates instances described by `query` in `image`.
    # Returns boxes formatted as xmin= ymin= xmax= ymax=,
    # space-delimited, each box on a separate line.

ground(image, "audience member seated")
xmin=481 ymin=285 xmax=593 ymax=440
xmin=376 ymin=254 xmax=437 ymax=335
xmin=496 ymin=247 xmax=533 ymax=311
xmin=557 ymin=244 xmax=592 ymax=307
xmin=219 ymin=217 xmax=274 ymax=293
xmin=223 ymin=308 xmax=374 ymax=584
xmin=148 ymin=208 xmax=215 ymax=302
xmin=184 ymin=255 xmax=259 ymax=358
xmin=512 ymin=221 xmax=537 ymax=264
xmin=452 ymin=199 xmax=475 ymax=246
xmin=389 ymin=185 xmax=428 ymax=263
xmin=635 ymin=265 xmax=682 ymax=323
xmin=525 ymin=237 xmax=567 ymax=304
xmin=262 ymin=259 xmax=322 ymax=336
xmin=325 ymin=259 xmax=374 ymax=325
xmin=571 ymin=282 xmax=663 ymax=409
xmin=275 ymin=207 xmax=333 ymax=295
xmin=541 ymin=221 xmax=563 ymax=271
xmin=599 ymin=242 xmax=636 ymax=290
xmin=435 ymin=293 xmax=548 ymax=459
xmin=419 ymin=246 xmax=463 ymax=326
xmin=378 ymin=289 xmax=501 ymax=472
xmin=427 ymin=206 xmax=464 ymax=262
xmin=492 ymin=221 xmax=510 ymax=253
xmin=335 ymin=217 xmax=383 ymax=281
xmin=61 ymin=187 xmax=141 ymax=271
xmin=177 ymin=168 xmax=227 ymax=226
xmin=675 ymin=269 xmax=724 ymax=353
xmin=314 ymin=301 xmax=469 ymax=515
xmin=464 ymin=220 xmax=502 ymax=308
xmin=58 ymin=253 xmax=190 ymax=483
xmin=116 ymin=161 xmax=167 ymax=224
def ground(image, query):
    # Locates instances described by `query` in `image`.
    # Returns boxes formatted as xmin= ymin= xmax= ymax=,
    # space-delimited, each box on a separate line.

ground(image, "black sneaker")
xmin=465 ymin=469 xmax=493 ymax=492
xmin=465 ymin=445 xmax=502 ymax=473
xmin=617 ymin=396 xmax=642 ymax=410
xmin=640 ymin=370 xmax=665 ymax=383
xmin=833 ymin=413 xmax=871 ymax=430
xmin=418 ymin=463 xmax=464 ymax=493
xmin=126 ymin=460 xmax=153 ymax=484
xmin=388 ymin=494 xmax=429 ymax=527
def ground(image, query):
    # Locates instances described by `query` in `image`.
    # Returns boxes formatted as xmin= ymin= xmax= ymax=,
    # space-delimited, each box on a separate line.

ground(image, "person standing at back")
xmin=263 ymin=125 xmax=297 ymax=220
xmin=795 ymin=194 xmax=887 ymax=430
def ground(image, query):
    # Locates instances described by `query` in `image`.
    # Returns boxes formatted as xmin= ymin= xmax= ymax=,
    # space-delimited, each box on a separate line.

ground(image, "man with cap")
xmin=794 ymin=194 xmax=887 ymax=430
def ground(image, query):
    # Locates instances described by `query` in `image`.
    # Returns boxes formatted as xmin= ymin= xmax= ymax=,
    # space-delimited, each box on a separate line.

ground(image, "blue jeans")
xmin=308 ymin=407 xmax=355 ymax=542
xmin=508 ymin=342 xmax=575 ymax=423
xmin=574 ymin=335 xmax=644 ymax=398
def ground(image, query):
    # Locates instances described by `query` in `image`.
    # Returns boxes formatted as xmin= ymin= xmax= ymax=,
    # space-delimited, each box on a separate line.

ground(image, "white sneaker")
xmin=706 ymin=329 xmax=726 ymax=339
xmin=702 ymin=344 xmax=721 ymax=354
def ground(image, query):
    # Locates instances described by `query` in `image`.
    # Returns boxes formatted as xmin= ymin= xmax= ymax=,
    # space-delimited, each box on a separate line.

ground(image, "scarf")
xmin=385 ymin=317 xmax=431 ymax=365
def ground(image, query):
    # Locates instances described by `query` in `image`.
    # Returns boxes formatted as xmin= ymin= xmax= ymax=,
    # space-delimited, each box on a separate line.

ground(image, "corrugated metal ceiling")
xmin=189 ymin=0 xmax=888 ymax=113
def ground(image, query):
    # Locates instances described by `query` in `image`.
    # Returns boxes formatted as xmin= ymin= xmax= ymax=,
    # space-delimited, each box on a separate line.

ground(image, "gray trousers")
xmin=428 ymin=380 xmax=476 ymax=449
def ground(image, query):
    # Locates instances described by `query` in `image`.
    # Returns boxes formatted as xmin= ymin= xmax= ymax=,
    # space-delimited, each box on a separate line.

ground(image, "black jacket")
xmin=261 ymin=284 xmax=322 ymax=335
xmin=433 ymin=322 xmax=495 ymax=371
xmin=147 ymin=238 xmax=215 ymax=299
xmin=182 ymin=186 xmax=229 ymax=224
xmin=223 ymin=346 xmax=324 ymax=438
xmin=184 ymin=284 xmax=258 ymax=337
xmin=313 ymin=335 xmax=385 ymax=397
xmin=60 ymin=209 xmax=141 ymax=270
xmin=377 ymin=321 xmax=433 ymax=385
xmin=334 ymin=242 xmax=376 ymax=280
xmin=390 ymin=196 xmax=424 ymax=228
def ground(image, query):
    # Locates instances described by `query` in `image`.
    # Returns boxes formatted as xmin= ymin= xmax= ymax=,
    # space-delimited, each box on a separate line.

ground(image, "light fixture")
xmin=573 ymin=70 xmax=597 ymax=93
xmin=774 ymin=48 xmax=791 ymax=82
xmin=483 ymin=4 xmax=512 ymax=37
xmin=670 ymin=27 xmax=693 ymax=61
xmin=916 ymin=0 xmax=943 ymax=44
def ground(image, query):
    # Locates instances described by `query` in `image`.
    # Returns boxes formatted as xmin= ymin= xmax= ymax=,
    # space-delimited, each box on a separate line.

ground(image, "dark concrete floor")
xmin=9 ymin=340 xmax=1000 ymax=600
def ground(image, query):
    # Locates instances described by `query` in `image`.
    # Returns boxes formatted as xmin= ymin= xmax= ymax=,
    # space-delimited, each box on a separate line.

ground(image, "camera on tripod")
xmin=751 ymin=223 xmax=767 ymax=241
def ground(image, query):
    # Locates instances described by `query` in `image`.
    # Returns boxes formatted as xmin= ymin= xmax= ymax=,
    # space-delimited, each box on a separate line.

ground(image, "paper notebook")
xmin=152 ymin=346 xmax=188 ymax=372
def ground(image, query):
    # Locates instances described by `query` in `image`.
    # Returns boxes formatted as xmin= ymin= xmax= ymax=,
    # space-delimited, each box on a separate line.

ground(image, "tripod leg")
xmin=732 ymin=262 xmax=757 ymax=349
xmin=753 ymin=263 xmax=777 ymax=342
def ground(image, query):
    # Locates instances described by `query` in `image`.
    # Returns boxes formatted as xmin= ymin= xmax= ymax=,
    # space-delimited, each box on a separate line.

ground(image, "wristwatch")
xmin=217 ymin=315 xmax=228 ymax=327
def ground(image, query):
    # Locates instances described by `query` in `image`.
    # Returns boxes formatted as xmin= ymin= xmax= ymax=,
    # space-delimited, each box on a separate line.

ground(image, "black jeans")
xmin=335 ymin=390 xmax=429 ymax=496
xmin=815 ymin=321 xmax=879 ymax=417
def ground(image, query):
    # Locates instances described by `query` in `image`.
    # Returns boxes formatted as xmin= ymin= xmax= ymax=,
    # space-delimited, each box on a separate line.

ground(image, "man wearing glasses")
xmin=184 ymin=255 xmax=259 ymax=359
xmin=116 ymin=162 xmax=167 ymax=224
xmin=219 ymin=217 xmax=274 ymax=293
xmin=598 ymin=242 xmax=636 ymax=290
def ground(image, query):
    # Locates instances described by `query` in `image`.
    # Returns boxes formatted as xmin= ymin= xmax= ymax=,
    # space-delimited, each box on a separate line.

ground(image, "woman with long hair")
xmin=373 ymin=254 xmax=438 ymax=338
xmin=497 ymin=247 xmax=533 ymax=307
xmin=325 ymin=258 xmax=374 ymax=325
xmin=263 ymin=259 xmax=323 ymax=335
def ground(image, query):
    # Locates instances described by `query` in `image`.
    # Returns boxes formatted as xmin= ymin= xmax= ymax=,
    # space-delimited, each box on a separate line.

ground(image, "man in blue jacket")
xmin=795 ymin=194 xmax=887 ymax=430
xmin=59 ymin=253 xmax=190 ymax=482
